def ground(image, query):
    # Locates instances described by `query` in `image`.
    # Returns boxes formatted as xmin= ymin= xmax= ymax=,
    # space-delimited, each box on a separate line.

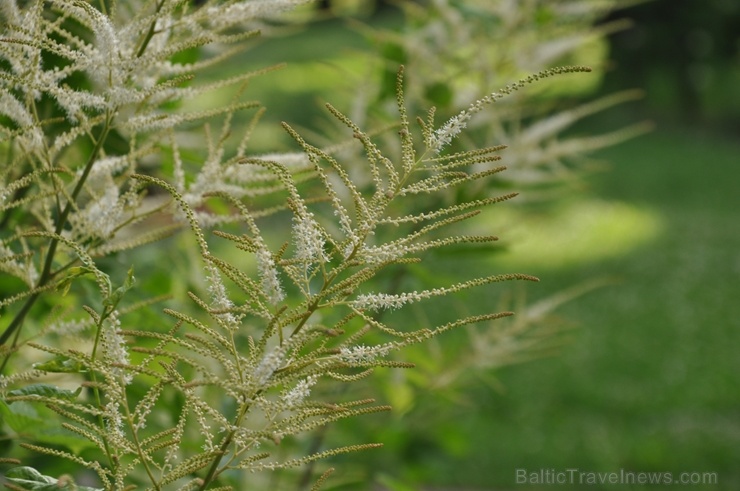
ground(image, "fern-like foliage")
xmin=0 ymin=0 xmax=307 ymax=363
xmin=1 ymin=59 xmax=591 ymax=488
xmin=1 ymin=1 xmax=600 ymax=489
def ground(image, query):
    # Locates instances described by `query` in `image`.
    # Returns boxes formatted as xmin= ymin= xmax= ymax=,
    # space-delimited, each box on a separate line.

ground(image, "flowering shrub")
xmin=1 ymin=1 xmax=636 ymax=489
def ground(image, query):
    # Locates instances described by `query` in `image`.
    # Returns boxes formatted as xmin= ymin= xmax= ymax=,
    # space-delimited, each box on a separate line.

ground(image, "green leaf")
xmin=0 ymin=401 xmax=40 ymax=435
xmin=535 ymin=5 xmax=555 ymax=26
xmin=170 ymin=45 xmax=201 ymax=66
xmin=56 ymin=266 xmax=96 ymax=296
xmin=33 ymin=355 xmax=86 ymax=373
xmin=0 ymin=401 xmax=95 ymax=454
xmin=7 ymin=384 xmax=81 ymax=401
xmin=5 ymin=466 xmax=103 ymax=491
xmin=103 ymin=265 xmax=135 ymax=310
xmin=4 ymin=466 xmax=55 ymax=489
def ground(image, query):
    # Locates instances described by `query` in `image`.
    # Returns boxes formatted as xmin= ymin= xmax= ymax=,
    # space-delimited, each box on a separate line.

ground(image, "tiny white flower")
xmin=359 ymin=242 xmax=405 ymax=264
xmin=281 ymin=376 xmax=317 ymax=408
xmin=430 ymin=113 xmax=471 ymax=153
xmin=293 ymin=214 xmax=328 ymax=263
xmin=204 ymin=263 xmax=240 ymax=330
xmin=339 ymin=344 xmax=393 ymax=363
xmin=254 ymin=346 xmax=286 ymax=387
xmin=0 ymin=244 xmax=39 ymax=287
xmin=101 ymin=311 xmax=132 ymax=385
xmin=256 ymin=249 xmax=284 ymax=305
xmin=352 ymin=290 xmax=427 ymax=311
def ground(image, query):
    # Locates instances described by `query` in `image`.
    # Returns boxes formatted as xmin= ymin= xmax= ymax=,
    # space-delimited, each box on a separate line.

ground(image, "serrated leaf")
xmin=4 ymin=466 xmax=55 ymax=488
xmin=0 ymin=401 xmax=39 ymax=434
xmin=7 ymin=384 xmax=81 ymax=401
xmin=5 ymin=466 xmax=103 ymax=491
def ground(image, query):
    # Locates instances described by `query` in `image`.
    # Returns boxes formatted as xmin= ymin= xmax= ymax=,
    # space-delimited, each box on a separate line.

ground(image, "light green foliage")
xmin=1 ymin=1 xmax=632 ymax=490
xmin=353 ymin=0 xmax=651 ymax=188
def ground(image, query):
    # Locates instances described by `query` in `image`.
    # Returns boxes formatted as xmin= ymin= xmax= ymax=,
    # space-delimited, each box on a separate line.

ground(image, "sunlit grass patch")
xmin=475 ymin=199 xmax=664 ymax=270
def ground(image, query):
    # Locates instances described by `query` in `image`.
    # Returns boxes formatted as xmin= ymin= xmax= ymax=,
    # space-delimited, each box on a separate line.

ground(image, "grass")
xmin=387 ymin=121 xmax=740 ymax=490
xmin=181 ymin=14 xmax=392 ymax=152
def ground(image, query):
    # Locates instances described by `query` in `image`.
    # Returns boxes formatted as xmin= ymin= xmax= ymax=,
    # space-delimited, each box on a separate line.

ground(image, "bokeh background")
xmin=231 ymin=1 xmax=738 ymax=489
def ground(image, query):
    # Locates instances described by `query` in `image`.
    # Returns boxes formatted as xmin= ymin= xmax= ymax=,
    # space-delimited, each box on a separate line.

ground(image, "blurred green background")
xmin=198 ymin=1 xmax=739 ymax=490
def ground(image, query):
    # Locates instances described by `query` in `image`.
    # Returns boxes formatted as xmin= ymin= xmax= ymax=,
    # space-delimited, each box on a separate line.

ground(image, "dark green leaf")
xmin=0 ymin=401 xmax=39 ymax=435
xmin=0 ymin=401 xmax=95 ymax=454
xmin=7 ymin=384 xmax=81 ymax=401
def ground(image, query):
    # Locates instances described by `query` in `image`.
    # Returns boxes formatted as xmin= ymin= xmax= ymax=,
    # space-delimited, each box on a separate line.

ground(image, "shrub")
xmin=1 ymin=1 xmax=637 ymax=489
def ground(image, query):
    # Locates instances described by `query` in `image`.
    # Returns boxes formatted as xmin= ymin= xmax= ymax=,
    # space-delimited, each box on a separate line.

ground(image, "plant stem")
xmin=0 ymin=115 xmax=113 ymax=372
xmin=124 ymin=395 xmax=162 ymax=491
xmin=198 ymin=398 xmax=255 ymax=491
xmin=89 ymin=308 xmax=119 ymax=472
xmin=136 ymin=0 xmax=167 ymax=58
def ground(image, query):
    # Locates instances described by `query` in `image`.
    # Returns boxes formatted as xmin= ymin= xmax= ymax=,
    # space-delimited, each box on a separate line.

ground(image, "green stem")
xmin=123 ymin=394 xmax=162 ymax=490
xmin=199 ymin=131 xmax=430 ymax=489
xmin=89 ymin=307 xmax=119 ymax=472
xmin=199 ymin=435 xmax=232 ymax=490
xmin=0 ymin=115 xmax=113 ymax=371
xmin=198 ymin=399 xmax=255 ymax=491
xmin=136 ymin=0 xmax=167 ymax=58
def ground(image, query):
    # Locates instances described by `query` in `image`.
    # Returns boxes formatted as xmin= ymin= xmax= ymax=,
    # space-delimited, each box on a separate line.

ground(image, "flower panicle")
xmin=430 ymin=65 xmax=592 ymax=153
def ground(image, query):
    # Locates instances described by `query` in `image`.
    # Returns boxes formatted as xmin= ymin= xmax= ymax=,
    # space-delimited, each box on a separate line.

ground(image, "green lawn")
xmin=388 ymin=123 xmax=740 ymax=490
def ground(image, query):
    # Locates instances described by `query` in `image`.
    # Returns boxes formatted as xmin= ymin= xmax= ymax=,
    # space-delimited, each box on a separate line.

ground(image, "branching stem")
xmin=0 ymin=113 xmax=113 ymax=372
